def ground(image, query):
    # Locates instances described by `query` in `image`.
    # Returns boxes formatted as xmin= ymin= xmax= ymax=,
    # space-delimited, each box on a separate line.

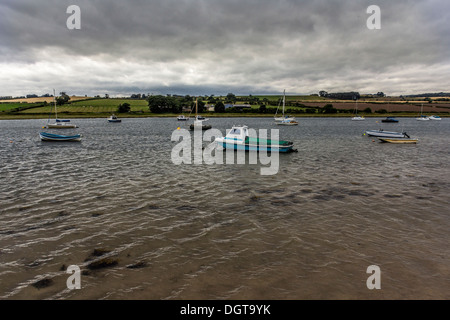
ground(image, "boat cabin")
xmin=226 ymin=126 xmax=249 ymax=141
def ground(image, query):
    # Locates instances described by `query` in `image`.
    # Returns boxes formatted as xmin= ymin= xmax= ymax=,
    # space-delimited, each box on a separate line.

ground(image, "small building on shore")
xmin=225 ymin=104 xmax=252 ymax=111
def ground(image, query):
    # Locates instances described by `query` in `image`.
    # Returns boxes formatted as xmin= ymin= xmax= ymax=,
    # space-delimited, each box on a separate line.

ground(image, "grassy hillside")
xmin=18 ymin=98 xmax=149 ymax=115
xmin=1 ymin=95 xmax=448 ymax=119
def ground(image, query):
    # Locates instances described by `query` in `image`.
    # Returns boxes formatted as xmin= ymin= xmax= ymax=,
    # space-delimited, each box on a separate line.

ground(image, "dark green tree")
xmin=117 ymin=102 xmax=131 ymax=113
xmin=214 ymin=101 xmax=225 ymax=113
xmin=322 ymin=104 xmax=337 ymax=114
xmin=147 ymin=95 xmax=181 ymax=113
xmin=225 ymin=93 xmax=236 ymax=104
xmin=55 ymin=93 xmax=70 ymax=106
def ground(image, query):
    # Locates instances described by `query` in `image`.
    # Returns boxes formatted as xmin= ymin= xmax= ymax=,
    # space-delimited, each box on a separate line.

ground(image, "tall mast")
xmin=195 ymin=98 xmax=198 ymax=117
xmin=53 ymin=89 xmax=58 ymax=120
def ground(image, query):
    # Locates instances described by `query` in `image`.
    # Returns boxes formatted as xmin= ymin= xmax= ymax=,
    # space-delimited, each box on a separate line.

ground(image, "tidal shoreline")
xmin=0 ymin=112 xmax=447 ymax=121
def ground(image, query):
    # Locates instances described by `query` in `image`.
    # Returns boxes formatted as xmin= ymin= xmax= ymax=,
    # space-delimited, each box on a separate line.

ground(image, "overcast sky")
xmin=1 ymin=0 xmax=449 ymax=97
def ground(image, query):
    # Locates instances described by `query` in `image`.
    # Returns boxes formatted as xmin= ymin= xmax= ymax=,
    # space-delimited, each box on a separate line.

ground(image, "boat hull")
xmin=219 ymin=142 xmax=295 ymax=153
xmin=40 ymin=132 xmax=82 ymax=142
xmin=365 ymin=130 xmax=408 ymax=138
xmin=46 ymin=123 xmax=78 ymax=129
xmin=190 ymin=124 xmax=212 ymax=130
xmin=217 ymin=136 xmax=296 ymax=153
xmin=276 ymin=121 xmax=298 ymax=126
xmin=378 ymin=138 xmax=418 ymax=144
xmin=381 ymin=117 xmax=399 ymax=123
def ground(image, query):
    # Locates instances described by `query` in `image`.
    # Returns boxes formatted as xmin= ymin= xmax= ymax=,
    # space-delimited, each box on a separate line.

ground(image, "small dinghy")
xmin=378 ymin=138 xmax=418 ymax=144
xmin=39 ymin=132 xmax=82 ymax=142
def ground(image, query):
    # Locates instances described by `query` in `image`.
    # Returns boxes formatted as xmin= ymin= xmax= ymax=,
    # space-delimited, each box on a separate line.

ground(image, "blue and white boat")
xmin=40 ymin=132 xmax=82 ymax=142
xmin=177 ymin=115 xmax=189 ymax=121
xmin=45 ymin=89 xmax=78 ymax=129
xmin=107 ymin=114 xmax=122 ymax=122
xmin=381 ymin=117 xmax=399 ymax=123
xmin=416 ymin=104 xmax=430 ymax=121
xmin=416 ymin=115 xmax=430 ymax=121
xmin=215 ymin=125 xmax=296 ymax=152
xmin=365 ymin=129 xmax=409 ymax=138
xmin=429 ymin=115 xmax=441 ymax=121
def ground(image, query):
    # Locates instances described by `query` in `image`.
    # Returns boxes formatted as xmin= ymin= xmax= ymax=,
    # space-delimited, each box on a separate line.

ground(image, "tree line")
xmin=114 ymin=94 xmax=376 ymax=115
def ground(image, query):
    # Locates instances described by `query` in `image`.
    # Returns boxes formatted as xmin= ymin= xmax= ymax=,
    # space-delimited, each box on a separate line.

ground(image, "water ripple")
xmin=0 ymin=118 xmax=449 ymax=299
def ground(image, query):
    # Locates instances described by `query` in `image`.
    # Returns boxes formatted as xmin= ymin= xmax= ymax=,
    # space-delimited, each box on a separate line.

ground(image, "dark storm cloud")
xmin=1 ymin=0 xmax=449 ymax=96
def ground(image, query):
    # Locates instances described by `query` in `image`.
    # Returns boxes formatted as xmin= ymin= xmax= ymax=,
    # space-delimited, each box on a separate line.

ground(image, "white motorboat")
xmin=215 ymin=125 xmax=296 ymax=152
xmin=177 ymin=115 xmax=189 ymax=121
xmin=365 ymin=129 xmax=410 ymax=138
xmin=108 ymin=114 xmax=122 ymax=122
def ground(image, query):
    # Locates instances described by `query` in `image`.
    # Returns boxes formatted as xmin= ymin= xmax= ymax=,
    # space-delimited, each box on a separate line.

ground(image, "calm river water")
xmin=0 ymin=117 xmax=449 ymax=299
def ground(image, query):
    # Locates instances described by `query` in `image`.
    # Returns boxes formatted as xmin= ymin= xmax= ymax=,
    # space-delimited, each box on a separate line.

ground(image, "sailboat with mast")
xmin=189 ymin=98 xmax=211 ymax=130
xmin=45 ymin=90 xmax=78 ymax=128
xmin=274 ymin=90 xmax=298 ymax=125
xmin=351 ymin=98 xmax=365 ymax=120
xmin=416 ymin=104 xmax=430 ymax=121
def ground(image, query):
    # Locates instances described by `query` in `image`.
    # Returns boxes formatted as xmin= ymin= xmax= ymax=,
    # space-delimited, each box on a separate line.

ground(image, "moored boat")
xmin=416 ymin=104 xmax=430 ymax=120
xmin=215 ymin=125 xmax=296 ymax=152
xmin=190 ymin=121 xmax=212 ymax=130
xmin=45 ymin=89 xmax=78 ymax=129
xmin=381 ymin=117 xmax=399 ymax=123
xmin=189 ymin=99 xmax=211 ymax=130
xmin=46 ymin=122 xmax=78 ymax=129
xmin=39 ymin=132 xmax=82 ymax=142
xmin=429 ymin=115 xmax=442 ymax=120
xmin=378 ymin=138 xmax=418 ymax=144
xmin=274 ymin=90 xmax=297 ymax=125
xmin=365 ymin=129 xmax=410 ymax=138
xmin=276 ymin=118 xmax=299 ymax=126
xmin=108 ymin=114 xmax=122 ymax=122
xmin=416 ymin=115 xmax=430 ymax=121
xmin=351 ymin=99 xmax=365 ymax=121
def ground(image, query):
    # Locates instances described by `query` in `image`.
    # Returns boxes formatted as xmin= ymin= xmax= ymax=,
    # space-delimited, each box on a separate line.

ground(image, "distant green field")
xmin=0 ymin=102 xmax=42 ymax=112
xmin=250 ymin=95 xmax=328 ymax=102
xmin=20 ymin=99 xmax=149 ymax=114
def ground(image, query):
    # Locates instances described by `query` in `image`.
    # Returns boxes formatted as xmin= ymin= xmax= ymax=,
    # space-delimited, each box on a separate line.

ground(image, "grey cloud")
xmin=1 ymin=0 xmax=449 ymax=96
